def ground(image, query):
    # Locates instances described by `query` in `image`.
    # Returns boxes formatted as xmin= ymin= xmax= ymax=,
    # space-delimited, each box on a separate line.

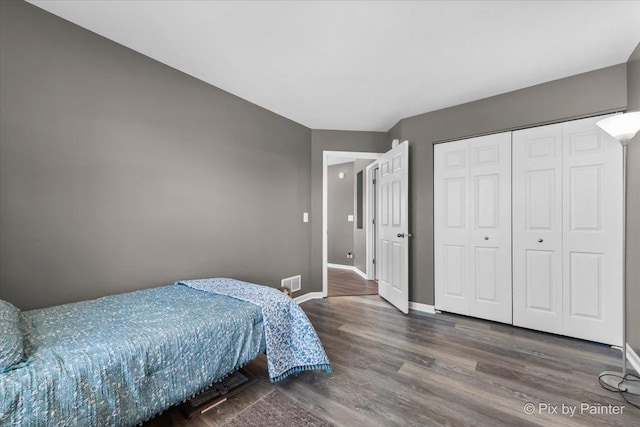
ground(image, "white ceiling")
xmin=29 ymin=1 xmax=640 ymax=132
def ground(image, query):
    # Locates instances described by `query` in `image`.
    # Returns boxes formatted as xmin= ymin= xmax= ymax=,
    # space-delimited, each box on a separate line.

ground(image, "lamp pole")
xmin=621 ymin=139 xmax=628 ymax=379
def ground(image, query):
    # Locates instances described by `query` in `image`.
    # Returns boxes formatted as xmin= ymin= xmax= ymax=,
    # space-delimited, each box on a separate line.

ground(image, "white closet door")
xmin=435 ymin=132 xmax=512 ymax=323
xmin=434 ymin=140 xmax=470 ymax=315
xmin=468 ymin=133 xmax=512 ymax=323
xmin=562 ymin=115 xmax=623 ymax=345
xmin=512 ymin=124 xmax=564 ymax=334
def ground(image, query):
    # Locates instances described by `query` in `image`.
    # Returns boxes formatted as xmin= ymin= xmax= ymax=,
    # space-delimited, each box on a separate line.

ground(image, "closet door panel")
xmin=562 ymin=115 xmax=623 ymax=346
xmin=434 ymin=140 xmax=470 ymax=315
xmin=512 ymin=124 xmax=563 ymax=334
xmin=468 ymin=132 xmax=512 ymax=323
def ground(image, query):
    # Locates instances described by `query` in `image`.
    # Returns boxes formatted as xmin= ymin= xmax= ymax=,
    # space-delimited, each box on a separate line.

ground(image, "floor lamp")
xmin=596 ymin=111 xmax=640 ymax=396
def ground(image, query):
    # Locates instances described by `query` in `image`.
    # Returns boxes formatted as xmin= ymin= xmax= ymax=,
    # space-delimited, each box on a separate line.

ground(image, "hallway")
xmin=327 ymin=267 xmax=378 ymax=297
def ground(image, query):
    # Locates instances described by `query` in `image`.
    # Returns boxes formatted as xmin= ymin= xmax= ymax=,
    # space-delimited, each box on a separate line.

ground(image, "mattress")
xmin=0 ymin=285 xmax=265 ymax=426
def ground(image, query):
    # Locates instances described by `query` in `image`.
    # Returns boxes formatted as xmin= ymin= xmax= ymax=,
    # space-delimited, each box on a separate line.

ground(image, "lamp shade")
xmin=596 ymin=111 xmax=640 ymax=143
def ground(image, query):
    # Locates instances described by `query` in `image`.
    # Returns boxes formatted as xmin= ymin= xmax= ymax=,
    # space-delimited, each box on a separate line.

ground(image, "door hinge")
xmin=373 ymin=259 xmax=376 ymax=265
xmin=373 ymin=179 xmax=376 ymax=185
xmin=372 ymin=219 xmax=375 ymax=225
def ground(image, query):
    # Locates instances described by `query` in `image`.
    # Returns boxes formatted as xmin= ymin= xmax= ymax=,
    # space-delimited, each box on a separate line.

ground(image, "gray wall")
xmin=353 ymin=159 xmax=374 ymax=274
xmin=1 ymin=0 xmax=636 ymax=334
xmin=327 ymin=163 xmax=354 ymax=266
xmin=390 ymin=64 xmax=627 ymax=304
xmin=0 ymin=1 xmax=311 ymax=310
xmin=310 ymin=130 xmax=388 ymax=291
xmin=626 ymin=43 xmax=640 ymax=352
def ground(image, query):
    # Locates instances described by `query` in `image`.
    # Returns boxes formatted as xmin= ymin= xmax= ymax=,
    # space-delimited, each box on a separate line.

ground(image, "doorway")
xmin=322 ymin=142 xmax=410 ymax=313
xmin=323 ymin=151 xmax=380 ymax=297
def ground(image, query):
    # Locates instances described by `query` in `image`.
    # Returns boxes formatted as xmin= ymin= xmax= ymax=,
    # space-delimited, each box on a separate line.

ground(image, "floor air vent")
xmin=281 ymin=275 xmax=301 ymax=293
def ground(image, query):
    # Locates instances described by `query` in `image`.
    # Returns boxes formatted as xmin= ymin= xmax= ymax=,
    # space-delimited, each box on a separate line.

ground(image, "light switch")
xmin=303 ymin=212 xmax=309 ymax=223
xmin=347 ymin=215 xmax=354 ymax=222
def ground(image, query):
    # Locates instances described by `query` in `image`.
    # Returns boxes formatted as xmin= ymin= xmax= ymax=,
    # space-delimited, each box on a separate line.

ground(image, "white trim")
xmin=327 ymin=263 xmax=368 ymax=280
xmin=327 ymin=263 xmax=354 ymax=271
xmin=294 ymin=292 xmax=324 ymax=305
xmin=627 ymin=344 xmax=640 ymax=375
xmin=365 ymin=161 xmax=378 ymax=281
xmin=409 ymin=301 xmax=437 ymax=314
xmin=323 ymin=150 xmax=383 ymax=299
xmin=353 ymin=266 xmax=367 ymax=280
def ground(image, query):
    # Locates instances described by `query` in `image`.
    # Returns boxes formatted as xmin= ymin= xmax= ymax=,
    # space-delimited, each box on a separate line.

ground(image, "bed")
xmin=0 ymin=279 xmax=330 ymax=426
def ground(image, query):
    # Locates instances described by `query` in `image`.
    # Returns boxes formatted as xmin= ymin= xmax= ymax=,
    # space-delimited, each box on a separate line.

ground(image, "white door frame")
xmin=365 ymin=161 xmax=378 ymax=280
xmin=323 ymin=151 xmax=382 ymax=297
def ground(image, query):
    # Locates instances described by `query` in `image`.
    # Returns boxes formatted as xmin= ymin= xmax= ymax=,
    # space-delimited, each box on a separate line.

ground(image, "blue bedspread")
xmin=178 ymin=278 xmax=331 ymax=382
xmin=0 ymin=285 xmax=265 ymax=426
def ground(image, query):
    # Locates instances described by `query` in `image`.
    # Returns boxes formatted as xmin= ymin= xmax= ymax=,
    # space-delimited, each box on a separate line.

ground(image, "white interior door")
xmin=434 ymin=132 xmax=512 ymax=323
xmin=468 ymin=133 xmax=512 ymax=323
xmin=512 ymin=123 xmax=564 ymax=334
xmin=434 ymin=140 xmax=470 ymax=315
xmin=377 ymin=141 xmax=409 ymax=314
xmin=562 ymin=115 xmax=623 ymax=345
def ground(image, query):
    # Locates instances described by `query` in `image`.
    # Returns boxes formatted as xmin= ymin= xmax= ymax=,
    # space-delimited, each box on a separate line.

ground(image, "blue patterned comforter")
xmin=178 ymin=278 xmax=331 ymax=382
xmin=0 ymin=285 xmax=265 ymax=426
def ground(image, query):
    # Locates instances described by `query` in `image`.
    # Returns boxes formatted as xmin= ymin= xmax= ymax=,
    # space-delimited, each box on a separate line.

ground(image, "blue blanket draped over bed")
xmin=0 ymin=285 xmax=265 ymax=426
xmin=177 ymin=278 xmax=331 ymax=383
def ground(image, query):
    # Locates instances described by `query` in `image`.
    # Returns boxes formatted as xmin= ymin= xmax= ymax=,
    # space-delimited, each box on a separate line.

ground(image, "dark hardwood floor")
xmin=327 ymin=267 xmax=378 ymax=297
xmin=146 ymin=295 xmax=639 ymax=426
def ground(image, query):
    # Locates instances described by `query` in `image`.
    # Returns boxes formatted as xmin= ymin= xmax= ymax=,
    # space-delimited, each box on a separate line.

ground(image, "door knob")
xmin=484 ymin=236 xmax=489 ymax=240
xmin=397 ymin=233 xmax=412 ymax=238
xmin=538 ymin=238 xmax=544 ymax=243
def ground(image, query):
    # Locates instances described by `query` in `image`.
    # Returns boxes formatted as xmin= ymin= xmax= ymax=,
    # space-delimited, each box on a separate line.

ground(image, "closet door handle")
xmin=538 ymin=238 xmax=544 ymax=243
xmin=484 ymin=236 xmax=489 ymax=240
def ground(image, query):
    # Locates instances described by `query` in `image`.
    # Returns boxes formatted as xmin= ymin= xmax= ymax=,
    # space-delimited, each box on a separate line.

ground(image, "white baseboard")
xmin=294 ymin=292 xmax=434 ymax=314
xmin=409 ymin=301 xmax=436 ymax=314
xmin=627 ymin=344 xmax=640 ymax=375
xmin=328 ymin=263 xmax=355 ymax=270
xmin=353 ymin=267 xmax=367 ymax=280
xmin=327 ymin=263 xmax=368 ymax=280
xmin=294 ymin=292 xmax=324 ymax=305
